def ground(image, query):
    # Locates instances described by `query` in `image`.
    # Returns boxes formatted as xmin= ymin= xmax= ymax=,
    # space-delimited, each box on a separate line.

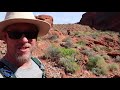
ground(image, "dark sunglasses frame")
xmin=7 ymin=30 xmax=39 ymax=39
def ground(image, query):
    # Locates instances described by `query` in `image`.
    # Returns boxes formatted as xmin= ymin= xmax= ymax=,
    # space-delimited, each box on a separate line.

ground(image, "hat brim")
xmin=0 ymin=18 xmax=50 ymax=40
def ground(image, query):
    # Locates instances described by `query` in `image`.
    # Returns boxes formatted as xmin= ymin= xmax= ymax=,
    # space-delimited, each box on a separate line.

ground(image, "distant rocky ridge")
xmin=78 ymin=12 xmax=120 ymax=31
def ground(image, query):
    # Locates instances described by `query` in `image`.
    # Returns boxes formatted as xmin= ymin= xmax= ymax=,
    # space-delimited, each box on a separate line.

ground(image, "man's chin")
xmin=16 ymin=54 xmax=31 ymax=64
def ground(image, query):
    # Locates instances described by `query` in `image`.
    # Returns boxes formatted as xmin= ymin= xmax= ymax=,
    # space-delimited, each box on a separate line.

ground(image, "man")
xmin=0 ymin=12 xmax=50 ymax=78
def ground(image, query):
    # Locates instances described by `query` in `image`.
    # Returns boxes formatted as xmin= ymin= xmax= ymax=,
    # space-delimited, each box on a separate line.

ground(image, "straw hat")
xmin=0 ymin=12 xmax=50 ymax=40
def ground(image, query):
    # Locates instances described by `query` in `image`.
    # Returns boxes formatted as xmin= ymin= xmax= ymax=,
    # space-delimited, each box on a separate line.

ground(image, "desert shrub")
xmin=100 ymin=46 xmax=112 ymax=52
xmin=91 ymin=34 xmax=99 ymax=39
xmin=93 ymin=45 xmax=105 ymax=52
xmin=74 ymin=31 xmax=81 ymax=37
xmin=59 ymin=47 xmax=76 ymax=57
xmin=48 ymin=34 xmax=59 ymax=41
xmin=81 ymin=49 xmax=95 ymax=57
xmin=87 ymin=55 xmax=107 ymax=68
xmin=115 ymin=55 xmax=120 ymax=62
xmin=96 ymin=57 xmax=108 ymax=68
xmin=93 ymin=46 xmax=101 ymax=52
xmin=108 ymin=63 xmax=119 ymax=72
xmin=91 ymin=67 xmax=108 ymax=76
xmin=62 ymin=37 xmax=73 ymax=48
xmin=77 ymin=41 xmax=86 ymax=46
xmin=45 ymin=46 xmax=61 ymax=61
xmin=74 ymin=53 xmax=84 ymax=64
xmin=62 ymin=37 xmax=71 ymax=42
xmin=102 ymin=54 xmax=111 ymax=60
xmin=91 ymin=68 xmax=101 ymax=76
xmin=59 ymin=57 xmax=80 ymax=74
xmin=87 ymin=55 xmax=100 ymax=70
xmin=96 ymin=57 xmax=108 ymax=75
xmin=87 ymin=55 xmax=109 ymax=75
xmin=64 ymin=40 xmax=73 ymax=48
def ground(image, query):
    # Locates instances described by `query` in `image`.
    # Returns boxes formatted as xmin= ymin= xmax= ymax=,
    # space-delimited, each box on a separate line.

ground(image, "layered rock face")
xmin=35 ymin=15 xmax=53 ymax=29
xmin=79 ymin=12 xmax=120 ymax=31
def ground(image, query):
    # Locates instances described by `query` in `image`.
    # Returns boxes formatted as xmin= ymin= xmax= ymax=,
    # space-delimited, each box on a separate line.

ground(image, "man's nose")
xmin=19 ymin=34 xmax=29 ymax=43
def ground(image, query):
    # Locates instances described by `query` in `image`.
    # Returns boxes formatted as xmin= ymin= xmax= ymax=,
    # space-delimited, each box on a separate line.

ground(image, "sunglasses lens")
xmin=7 ymin=31 xmax=22 ymax=39
xmin=25 ymin=31 xmax=38 ymax=39
xmin=7 ymin=31 xmax=38 ymax=39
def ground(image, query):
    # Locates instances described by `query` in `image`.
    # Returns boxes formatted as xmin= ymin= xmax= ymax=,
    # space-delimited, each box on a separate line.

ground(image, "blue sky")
xmin=0 ymin=12 xmax=85 ymax=24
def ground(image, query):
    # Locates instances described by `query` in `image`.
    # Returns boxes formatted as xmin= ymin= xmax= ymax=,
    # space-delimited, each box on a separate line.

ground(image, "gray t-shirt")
xmin=0 ymin=59 xmax=43 ymax=78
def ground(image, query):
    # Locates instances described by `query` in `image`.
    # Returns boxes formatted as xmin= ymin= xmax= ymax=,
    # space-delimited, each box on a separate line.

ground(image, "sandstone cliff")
xmin=79 ymin=12 xmax=120 ymax=31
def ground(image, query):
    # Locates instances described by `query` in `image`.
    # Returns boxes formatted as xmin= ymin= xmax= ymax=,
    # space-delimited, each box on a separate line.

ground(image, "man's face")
xmin=3 ymin=23 xmax=38 ymax=64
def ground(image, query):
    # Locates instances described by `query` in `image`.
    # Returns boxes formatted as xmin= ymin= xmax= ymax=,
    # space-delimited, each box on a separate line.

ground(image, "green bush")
xmin=87 ymin=55 xmax=109 ymax=75
xmin=59 ymin=47 xmax=76 ymax=57
xmin=87 ymin=55 xmax=107 ymax=68
xmin=87 ymin=56 xmax=98 ymax=69
xmin=59 ymin=57 xmax=80 ymax=74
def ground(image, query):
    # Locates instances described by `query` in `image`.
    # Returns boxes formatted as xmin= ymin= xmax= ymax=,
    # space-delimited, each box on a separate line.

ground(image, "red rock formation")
xmin=78 ymin=12 xmax=97 ymax=27
xmin=79 ymin=12 xmax=120 ymax=31
xmin=35 ymin=15 xmax=53 ymax=29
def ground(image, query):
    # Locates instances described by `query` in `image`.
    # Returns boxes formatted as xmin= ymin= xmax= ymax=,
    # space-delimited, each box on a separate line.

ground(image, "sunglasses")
xmin=7 ymin=31 xmax=38 ymax=39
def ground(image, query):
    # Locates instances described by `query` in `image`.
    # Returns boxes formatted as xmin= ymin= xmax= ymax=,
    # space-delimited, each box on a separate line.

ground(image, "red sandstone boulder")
xmin=35 ymin=15 xmax=53 ymax=28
